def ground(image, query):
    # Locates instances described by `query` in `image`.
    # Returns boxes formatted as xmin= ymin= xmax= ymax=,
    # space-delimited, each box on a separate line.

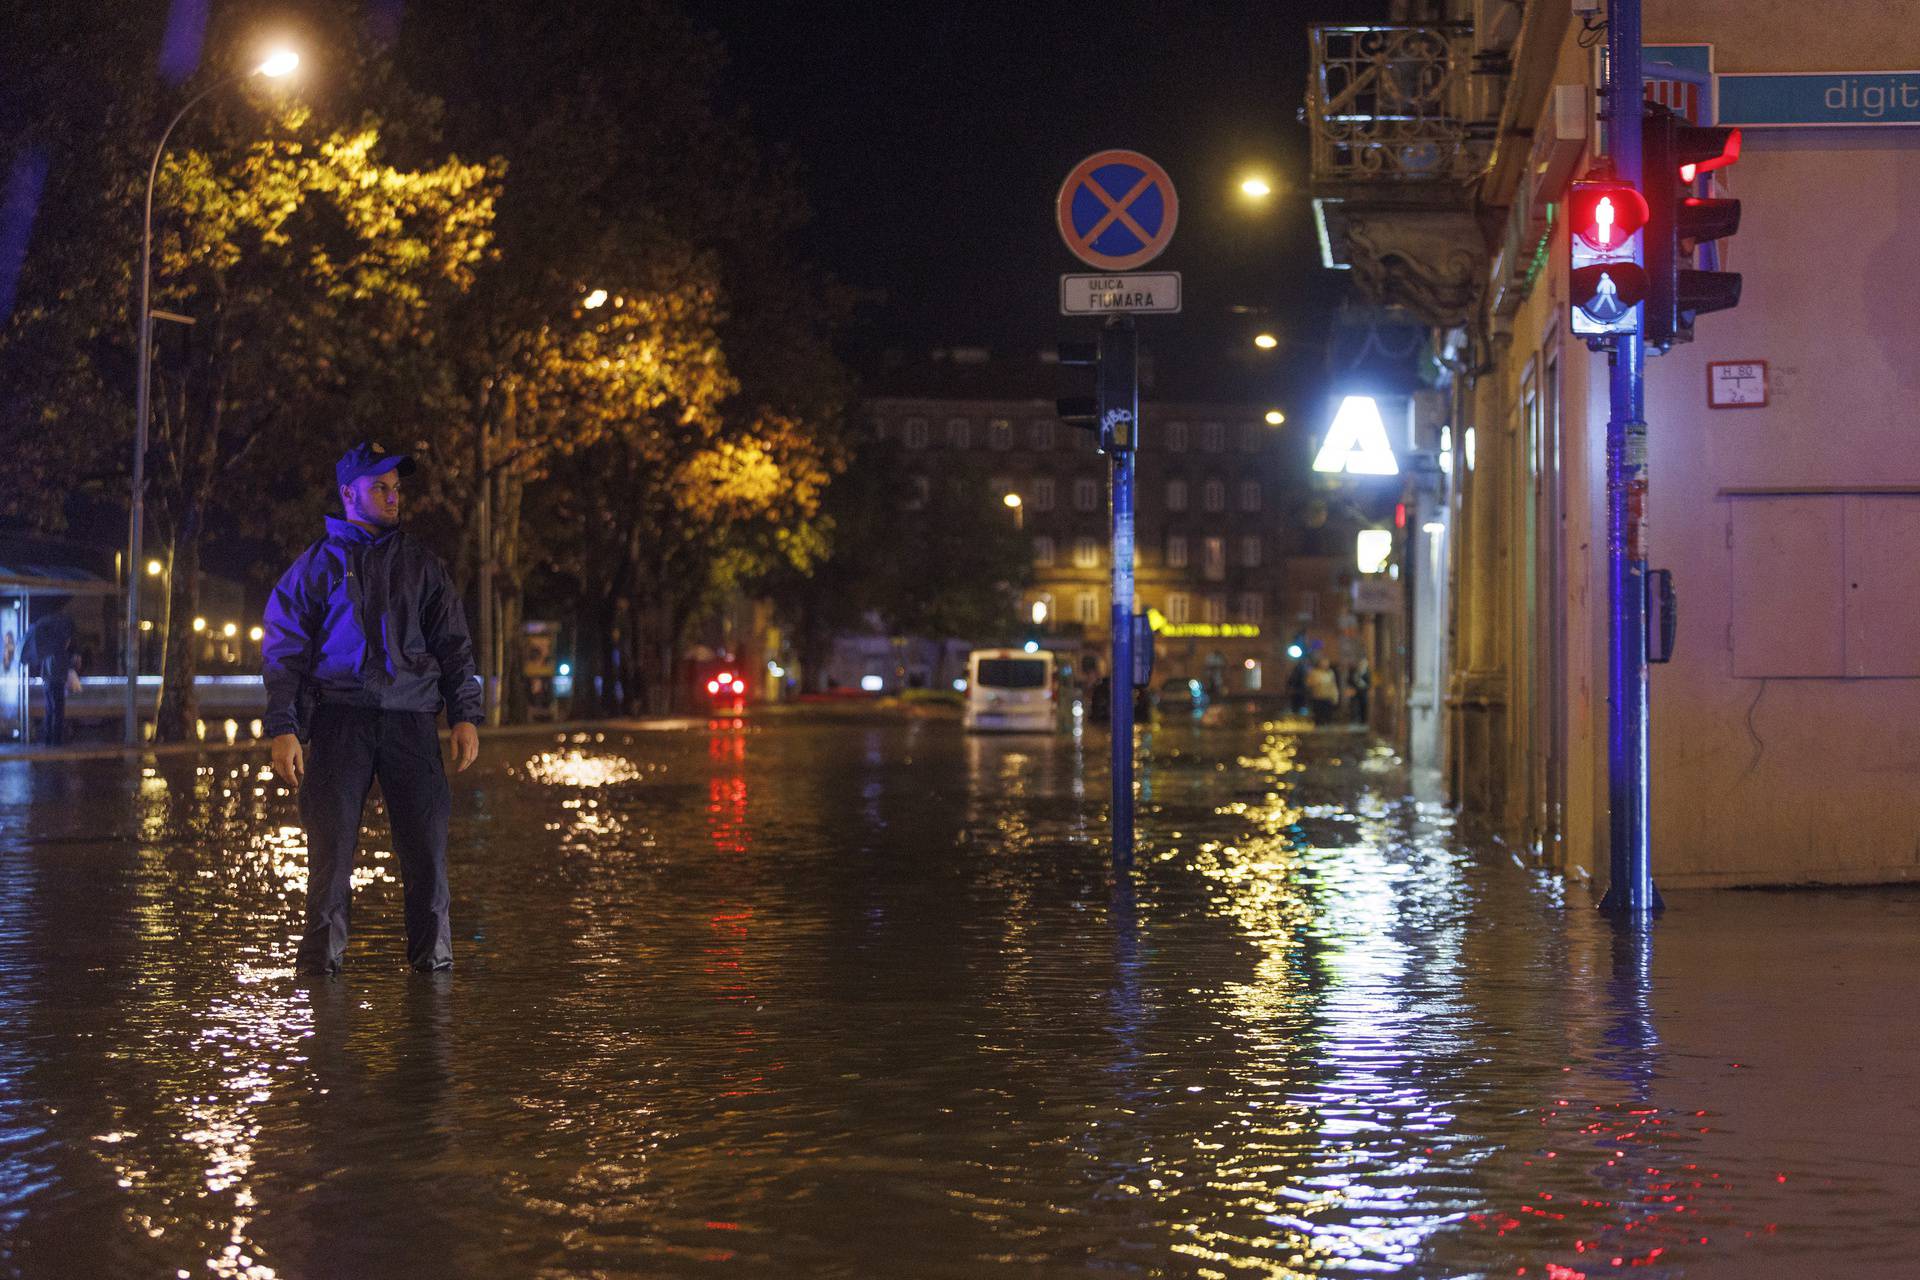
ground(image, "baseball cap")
xmin=335 ymin=441 xmax=418 ymax=488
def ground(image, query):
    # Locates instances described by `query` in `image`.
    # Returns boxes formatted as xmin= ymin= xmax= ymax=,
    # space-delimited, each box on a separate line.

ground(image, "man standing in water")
xmin=262 ymin=442 xmax=482 ymax=974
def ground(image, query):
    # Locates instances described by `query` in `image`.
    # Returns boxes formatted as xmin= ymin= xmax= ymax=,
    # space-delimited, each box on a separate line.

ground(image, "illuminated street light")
xmin=222 ymin=622 xmax=238 ymax=638
xmin=1004 ymin=491 xmax=1023 ymax=530
xmin=582 ymin=288 xmax=608 ymax=309
xmin=256 ymin=48 xmax=301 ymax=78
xmin=146 ymin=559 xmax=163 ymax=576
xmin=248 ymin=626 xmax=265 ymax=642
xmin=1252 ymin=333 xmax=1278 ymax=350
xmin=1264 ymin=409 xmax=1285 ymax=427
xmin=127 ymin=44 xmax=302 ymax=744
xmin=1031 ymin=600 xmax=1049 ymax=626
xmin=192 ymin=616 xmax=207 ymax=632
xmin=1240 ymin=176 xmax=1272 ymax=198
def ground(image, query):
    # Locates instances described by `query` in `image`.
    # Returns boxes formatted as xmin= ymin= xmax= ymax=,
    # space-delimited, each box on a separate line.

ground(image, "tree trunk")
xmin=155 ymin=512 xmax=202 ymax=742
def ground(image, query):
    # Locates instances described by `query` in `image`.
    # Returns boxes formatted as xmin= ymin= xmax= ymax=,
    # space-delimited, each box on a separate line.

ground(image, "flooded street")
xmin=1 ymin=710 xmax=1915 ymax=1278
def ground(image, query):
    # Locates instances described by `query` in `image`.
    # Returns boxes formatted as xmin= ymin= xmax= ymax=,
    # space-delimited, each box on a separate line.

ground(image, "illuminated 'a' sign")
xmin=1313 ymin=395 xmax=1399 ymax=476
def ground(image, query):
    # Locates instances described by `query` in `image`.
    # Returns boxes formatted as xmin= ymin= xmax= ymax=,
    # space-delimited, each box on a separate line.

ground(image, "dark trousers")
xmin=38 ymin=677 xmax=66 ymax=746
xmin=297 ymin=706 xmax=452 ymax=973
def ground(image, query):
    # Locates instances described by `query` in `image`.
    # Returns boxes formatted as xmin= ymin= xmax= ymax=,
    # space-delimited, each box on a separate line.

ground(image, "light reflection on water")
xmin=0 ymin=717 xmax=1914 ymax=1277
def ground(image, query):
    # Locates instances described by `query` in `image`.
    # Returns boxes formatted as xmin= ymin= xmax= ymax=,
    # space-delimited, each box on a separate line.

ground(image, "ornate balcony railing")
xmin=1308 ymin=24 xmax=1480 ymax=186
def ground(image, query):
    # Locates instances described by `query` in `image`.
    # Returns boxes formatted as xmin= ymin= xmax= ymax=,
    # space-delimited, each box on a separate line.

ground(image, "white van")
xmin=963 ymin=648 xmax=1059 ymax=733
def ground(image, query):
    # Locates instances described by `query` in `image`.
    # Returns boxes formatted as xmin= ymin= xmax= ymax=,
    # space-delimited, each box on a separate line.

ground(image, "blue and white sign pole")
xmin=1103 ymin=319 xmax=1138 ymax=869
xmin=1601 ymin=0 xmax=1661 ymax=916
xmin=1055 ymin=150 xmax=1177 ymax=872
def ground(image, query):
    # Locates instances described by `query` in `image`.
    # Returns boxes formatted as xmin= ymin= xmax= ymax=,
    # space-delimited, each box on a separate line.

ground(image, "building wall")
xmin=1469 ymin=5 xmax=1920 ymax=886
xmin=863 ymin=395 xmax=1346 ymax=696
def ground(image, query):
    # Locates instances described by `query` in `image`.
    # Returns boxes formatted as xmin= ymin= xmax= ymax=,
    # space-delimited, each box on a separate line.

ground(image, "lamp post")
xmin=1003 ymin=491 xmax=1023 ymax=530
xmin=124 ymin=48 xmax=299 ymax=744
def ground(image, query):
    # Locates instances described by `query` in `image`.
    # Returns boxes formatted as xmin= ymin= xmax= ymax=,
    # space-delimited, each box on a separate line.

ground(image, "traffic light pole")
xmin=1600 ymin=0 xmax=1661 ymax=915
xmin=1104 ymin=318 xmax=1138 ymax=871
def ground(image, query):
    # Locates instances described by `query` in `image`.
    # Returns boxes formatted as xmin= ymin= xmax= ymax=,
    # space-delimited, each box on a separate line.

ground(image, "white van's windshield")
xmin=975 ymin=658 xmax=1049 ymax=690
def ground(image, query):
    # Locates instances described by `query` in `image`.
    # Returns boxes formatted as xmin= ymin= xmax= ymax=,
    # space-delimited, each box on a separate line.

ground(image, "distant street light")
xmin=1031 ymin=600 xmax=1049 ymax=626
xmin=582 ymin=288 xmax=608 ymax=309
xmin=1264 ymin=409 xmax=1286 ymax=426
xmin=1240 ymin=176 xmax=1272 ymax=199
xmin=222 ymin=622 xmax=238 ymax=638
xmin=248 ymin=626 xmax=264 ymax=642
xmin=1253 ymin=333 xmax=1278 ymax=350
xmin=1004 ymin=491 xmax=1023 ymax=529
xmin=145 ymin=558 xmax=163 ymax=576
xmin=125 ymin=46 xmax=300 ymax=744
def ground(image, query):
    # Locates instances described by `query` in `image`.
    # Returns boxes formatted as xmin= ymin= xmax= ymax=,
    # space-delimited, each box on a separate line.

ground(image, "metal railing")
xmin=1308 ymin=24 xmax=1480 ymax=184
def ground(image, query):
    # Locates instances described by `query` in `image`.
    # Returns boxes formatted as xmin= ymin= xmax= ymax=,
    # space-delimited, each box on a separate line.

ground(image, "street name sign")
xmin=1059 ymin=272 xmax=1182 ymax=316
xmin=1056 ymin=150 xmax=1179 ymax=270
xmin=1720 ymin=71 xmax=1920 ymax=127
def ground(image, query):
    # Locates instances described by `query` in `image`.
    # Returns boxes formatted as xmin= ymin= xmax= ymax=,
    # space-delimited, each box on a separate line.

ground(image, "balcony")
xmin=1307 ymin=23 xmax=1489 ymax=327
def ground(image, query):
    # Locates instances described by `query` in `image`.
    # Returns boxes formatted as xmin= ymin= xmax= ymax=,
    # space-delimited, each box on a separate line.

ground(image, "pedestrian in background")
xmin=1350 ymin=657 xmax=1371 ymax=725
xmin=262 ymin=442 xmax=483 ymax=976
xmin=1306 ymin=655 xmax=1341 ymax=727
xmin=19 ymin=598 xmax=75 ymax=746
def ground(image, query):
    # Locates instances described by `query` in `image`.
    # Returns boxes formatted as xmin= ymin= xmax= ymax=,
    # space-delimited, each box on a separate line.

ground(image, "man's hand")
xmin=271 ymin=733 xmax=304 ymax=788
xmin=450 ymin=721 xmax=480 ymax=773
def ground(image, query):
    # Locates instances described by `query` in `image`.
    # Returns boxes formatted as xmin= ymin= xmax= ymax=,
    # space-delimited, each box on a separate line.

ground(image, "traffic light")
xmin=1567 ymin=176 xmax=1650 ymax=338
xmin=1643 ymin=103 xmax=1743 ymax=348
xmin=1055 ymin=322 xmax=1137 ymax=451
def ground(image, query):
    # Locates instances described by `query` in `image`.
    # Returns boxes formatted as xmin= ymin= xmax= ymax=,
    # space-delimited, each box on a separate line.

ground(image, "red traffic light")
xmin=1678 ymin=128 xmax=1741 ymax=183
xmin=1568 ymin=181 xmax=1650 ymax=252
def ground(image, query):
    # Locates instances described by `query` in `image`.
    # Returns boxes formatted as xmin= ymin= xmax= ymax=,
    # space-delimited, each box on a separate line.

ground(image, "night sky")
xmin=682 ymin=0 xmax=1388 ymax=403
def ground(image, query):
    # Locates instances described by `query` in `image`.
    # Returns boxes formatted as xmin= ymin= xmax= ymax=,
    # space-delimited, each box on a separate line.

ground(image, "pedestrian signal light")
xmin=1568 ymin=178 xmax=1649 ymax=338
xmin=1643 ymin=104 xmax=1743 ymax=348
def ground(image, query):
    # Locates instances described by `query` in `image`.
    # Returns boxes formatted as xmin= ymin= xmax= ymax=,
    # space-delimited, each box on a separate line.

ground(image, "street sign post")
xmin=1059 ymin=272 xmax=1182 ymax=316
xmin=1054 ymin=150 xmax=1178 ymax=873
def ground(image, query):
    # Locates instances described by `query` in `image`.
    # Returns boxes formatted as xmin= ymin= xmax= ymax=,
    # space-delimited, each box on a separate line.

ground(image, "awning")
xmin=0 ymin=562 xmax=120 ymax=597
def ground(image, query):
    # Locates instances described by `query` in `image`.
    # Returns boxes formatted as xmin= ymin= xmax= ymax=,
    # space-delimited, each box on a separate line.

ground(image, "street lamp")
xmin=1252 ymin=332 xmax=1278 ymax=350
xmin=1264 ymin=409 xmax=1286 ymax=427
xmin=124 ymin=46 xmax=299 ymax=744
xmin=1239 ymin=176 xmax=1272 ymax=199
xmin=1003 ymin=491 xmax=1023 ymax=530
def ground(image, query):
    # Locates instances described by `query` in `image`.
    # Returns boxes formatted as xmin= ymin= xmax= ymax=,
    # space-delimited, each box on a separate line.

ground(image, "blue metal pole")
xmin=1601 ymin=0 xmax=1660 ymax=914
xmin=1106 ymin=319 xmax=1137 ymax=870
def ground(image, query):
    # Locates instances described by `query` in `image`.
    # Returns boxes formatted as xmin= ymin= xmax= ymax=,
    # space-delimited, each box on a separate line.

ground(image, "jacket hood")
xmin=324 ymin=514 xmax=400 ymax=546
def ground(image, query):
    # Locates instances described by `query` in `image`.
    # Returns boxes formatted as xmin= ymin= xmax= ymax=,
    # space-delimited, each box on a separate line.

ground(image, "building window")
xmin=1166 ymin=534 xmax=1188 ymax=569
xmin=1239 ymin=422 xmax=1262 ymax=453
xmin=1029 ymin=420 xmax=1056 ymax=451
xmin=1201 ymin=422 xmax=1224 ymax=452
xmin=1203 ymin=479 xmax=1225 ymax=512
xmin=1166 ymin=592 xmax=1190 ymax=624
xmin=1204 ymin=595 xmax=1227 ymax=624
xmin=907 ymin=475 xmax=930 ymax=509
xmin=1033 ymin=535 xmax=1055 ymax=567
xmin=1239 ymin=480 xmax=1261 ymax=512
xmin=1203 ymin=537 xmax=1226 ymax=580
xmin=1033 ymin=477 xmax=1056 ymax=511
xmin=946 ymin=417 xmax=971 ymax=449
xmin=1073 ymin=537 xmax=1100 ymax=569
xmin=989 ymin=418 xmax=1013 ymax=450
xmin=1295 ymin=592 xmax=1319 ymax=622
xmin=1077 ymin=590 xmax=1100 ymax=624
xmin=1237 ymin=592 xmax=1264 ymax=624
xmin=1166 ymin=422 xmax=1189 ymax=452
xmin=1074 ymin=477 xmax=1099 ymax=511
xmin=1239 ymin=535 xmax=1261 ymax=568
xmin=903 ymin=418 xmax=929 ymax=450
xmin=1166 ymin=478 xmax=1188 ymax=512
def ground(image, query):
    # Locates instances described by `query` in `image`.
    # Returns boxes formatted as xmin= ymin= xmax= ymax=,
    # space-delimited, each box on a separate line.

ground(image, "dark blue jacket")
xmin=261 ymin=516 xmax=483 ymax=738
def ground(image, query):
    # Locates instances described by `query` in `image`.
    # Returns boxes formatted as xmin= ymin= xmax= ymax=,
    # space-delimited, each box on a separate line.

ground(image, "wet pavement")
xmin=0 ymin=708 xmax=1916 ymax=1279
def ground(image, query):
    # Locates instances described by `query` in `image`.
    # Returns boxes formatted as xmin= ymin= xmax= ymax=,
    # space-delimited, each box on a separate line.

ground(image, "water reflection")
xmin=0 ymin=721 xmax=1911 ymax=1278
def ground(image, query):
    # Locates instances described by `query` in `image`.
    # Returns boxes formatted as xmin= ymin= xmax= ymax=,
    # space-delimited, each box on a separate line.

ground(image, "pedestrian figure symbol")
xmin=1056 ymin=150 xmax=1179 ymax=271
